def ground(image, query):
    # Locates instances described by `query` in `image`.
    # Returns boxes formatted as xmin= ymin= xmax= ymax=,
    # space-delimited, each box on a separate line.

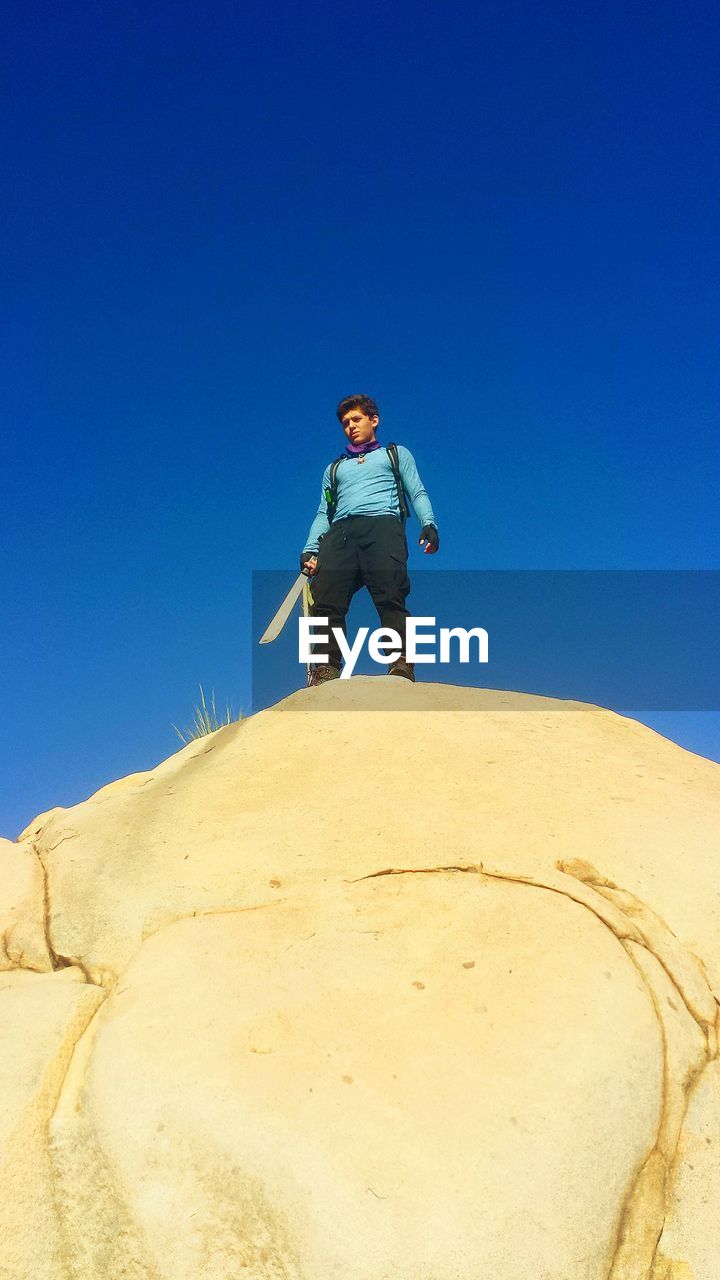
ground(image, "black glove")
xmin=419 ymin=525 xmax=440 ymax=552
xmin=300 ymin=551 xmax=317 ymax=575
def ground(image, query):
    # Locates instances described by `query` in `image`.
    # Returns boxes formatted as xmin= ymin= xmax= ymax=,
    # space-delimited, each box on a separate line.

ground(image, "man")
xmin=300 ymin=393 xmax=439 ymax=685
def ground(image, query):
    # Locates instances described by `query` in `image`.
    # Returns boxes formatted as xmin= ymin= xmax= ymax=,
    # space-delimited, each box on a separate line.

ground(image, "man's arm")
xmin=301 ymin=463 xmax=332 ymax=555
xmin=397 ymin=446 xmax=437 ymax=530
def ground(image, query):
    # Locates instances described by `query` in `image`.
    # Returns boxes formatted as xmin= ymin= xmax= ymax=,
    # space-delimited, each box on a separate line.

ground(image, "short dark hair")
xmin=336 ymin=393 xmax=379 ymax=423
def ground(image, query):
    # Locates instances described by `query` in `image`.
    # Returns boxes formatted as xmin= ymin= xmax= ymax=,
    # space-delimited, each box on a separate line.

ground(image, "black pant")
xmin=309 ymin=515 xmax=411 ymax=670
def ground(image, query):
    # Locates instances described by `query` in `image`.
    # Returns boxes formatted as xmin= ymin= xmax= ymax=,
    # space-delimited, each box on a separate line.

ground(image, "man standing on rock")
xmin=300 ymin=393 xmax=439 ymax=685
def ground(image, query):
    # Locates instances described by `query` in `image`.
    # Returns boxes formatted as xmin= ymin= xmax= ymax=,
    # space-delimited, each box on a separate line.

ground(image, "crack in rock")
xmin=31 ymin=841 xmax=103 ymax=990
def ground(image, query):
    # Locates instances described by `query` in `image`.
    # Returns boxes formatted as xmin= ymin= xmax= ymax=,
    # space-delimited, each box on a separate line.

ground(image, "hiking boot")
xmin=388 ymin=655 xmax=415 ymax=682
xmin=311 ymin=664 xmax=341 ymax=686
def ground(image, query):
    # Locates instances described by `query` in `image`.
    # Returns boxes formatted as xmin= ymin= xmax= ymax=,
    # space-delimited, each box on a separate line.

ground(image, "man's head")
xmin=336 ymin=394 xmax=379 ymax=447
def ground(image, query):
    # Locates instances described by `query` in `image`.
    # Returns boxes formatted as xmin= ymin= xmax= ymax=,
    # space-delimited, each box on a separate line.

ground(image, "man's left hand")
xmin=419 ymin=525 xmax=439 ymax=554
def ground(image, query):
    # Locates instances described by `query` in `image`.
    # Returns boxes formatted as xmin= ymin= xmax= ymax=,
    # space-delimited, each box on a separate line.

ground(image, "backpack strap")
xmin=386 ymin=442 xmax=411 ymax=524
xmin=324 ymin=455 xmax=347 ymax=525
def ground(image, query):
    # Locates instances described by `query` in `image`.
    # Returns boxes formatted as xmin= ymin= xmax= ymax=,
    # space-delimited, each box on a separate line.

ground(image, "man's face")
xmin=341 ymin=407 xmax=379 ymax=446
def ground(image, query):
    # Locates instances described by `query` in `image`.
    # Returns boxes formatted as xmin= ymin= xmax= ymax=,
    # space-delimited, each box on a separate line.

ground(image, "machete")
xmin=258 ymin=571 xmax=314 ymax=645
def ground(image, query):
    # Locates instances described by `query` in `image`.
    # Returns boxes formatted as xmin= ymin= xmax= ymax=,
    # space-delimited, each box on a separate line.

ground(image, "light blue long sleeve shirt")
xmin=302 ymin=443 xmax=437 ymax=554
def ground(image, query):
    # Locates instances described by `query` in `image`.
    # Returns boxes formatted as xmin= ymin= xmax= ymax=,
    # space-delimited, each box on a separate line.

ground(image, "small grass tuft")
xmin=172 ymin=685 xmax=241 ymax=745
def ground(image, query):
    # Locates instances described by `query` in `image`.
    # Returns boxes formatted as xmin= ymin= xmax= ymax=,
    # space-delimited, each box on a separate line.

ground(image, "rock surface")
xmin=0 ymin=967 xmax=105 ymax=1280
xmin=2 ymin=679 xmax=720 ymax=1278
xmin=0 ymin=835 xmax=52 ymax=972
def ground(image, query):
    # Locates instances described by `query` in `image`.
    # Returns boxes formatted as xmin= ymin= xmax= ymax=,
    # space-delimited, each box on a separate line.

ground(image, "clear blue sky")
xmin=3 ymin=0 xmax=719 ymax=839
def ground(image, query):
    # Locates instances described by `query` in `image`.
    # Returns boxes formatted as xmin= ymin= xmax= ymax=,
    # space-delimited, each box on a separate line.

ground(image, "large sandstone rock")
xmin=2 ymin=680 xmax=720 ymax=1278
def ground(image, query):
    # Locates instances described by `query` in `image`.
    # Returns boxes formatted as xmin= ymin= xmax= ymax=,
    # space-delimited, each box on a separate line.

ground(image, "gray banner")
xmin=252 ymin=570 xmax=720 ymax=713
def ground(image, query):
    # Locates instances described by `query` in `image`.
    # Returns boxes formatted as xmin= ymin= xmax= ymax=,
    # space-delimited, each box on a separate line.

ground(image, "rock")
xmin=50 ymin=875 xmax=665 ymax=1279
xmin=26 ymin=684 xmax=720 ymax=994
xmin=0 ymin=968 xmax=105 ymax=1279
xmin=0 ymin=836 xmax=53 ymax=973
xmin=654 ymin=1061 xmax=720 ymax=1280
xmin=1 ymin=682 xmax=719 ymax=1278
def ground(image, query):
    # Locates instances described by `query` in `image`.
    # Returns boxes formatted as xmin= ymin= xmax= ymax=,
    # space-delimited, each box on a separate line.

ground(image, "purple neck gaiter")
xmin=344 ymin=437 xmax=382 ymax=457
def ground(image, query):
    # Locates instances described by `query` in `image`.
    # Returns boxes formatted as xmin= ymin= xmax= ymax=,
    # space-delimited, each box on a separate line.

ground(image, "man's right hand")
xmin=300 ymin=552 xmax=318 ymax=576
